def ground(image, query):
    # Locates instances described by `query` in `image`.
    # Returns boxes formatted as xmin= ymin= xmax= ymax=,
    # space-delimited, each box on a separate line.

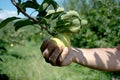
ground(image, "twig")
xmin=10 ymin=0 xmax=54 ymax=36
xmin=11 ymin=0 xmax=38 ymax=22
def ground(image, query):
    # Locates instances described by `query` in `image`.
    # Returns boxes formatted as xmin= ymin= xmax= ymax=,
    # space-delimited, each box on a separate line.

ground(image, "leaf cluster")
xmin=64 ymin=0 xmax=120 ymax=48
xmin=0 ymin=0 xmax=60 ymax=35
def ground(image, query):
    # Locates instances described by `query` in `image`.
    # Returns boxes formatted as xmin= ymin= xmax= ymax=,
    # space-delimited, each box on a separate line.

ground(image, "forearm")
xmin=72 ymin=47 xmax=120 ymax=72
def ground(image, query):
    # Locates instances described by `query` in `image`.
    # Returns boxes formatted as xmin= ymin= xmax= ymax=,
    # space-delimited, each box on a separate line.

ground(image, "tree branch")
xmin=11 ymin=0 xmax=38 ymax=22
xmin=10 ymin=0 xmax=55 ymax=36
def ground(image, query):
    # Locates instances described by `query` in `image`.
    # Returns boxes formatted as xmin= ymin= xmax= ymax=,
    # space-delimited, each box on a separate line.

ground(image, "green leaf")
xmin=0 ymin=17 xmax=20 ymax=29
xmin=45 ymin=11 xmax=63 ymax=19
xmin=14 ymin=19 xmax=35 ymax=31
xmin=16 ymin=0 xmax=40 ymax=15
xmin=38 ymin=0 xmax=52 ymax=12
xmin=16 ymin=2 xmax=26 ymax=15
xmin=37 ymin=0 xmax=59 ymax=17
xmin=51 ymin=1 xmax=59 ymax=10
xmin=22 ymin=1 xmax=39 ymax=10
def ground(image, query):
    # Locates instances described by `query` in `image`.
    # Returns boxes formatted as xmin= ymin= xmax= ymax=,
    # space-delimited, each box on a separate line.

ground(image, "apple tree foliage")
xmin=63 ymin=0 xmax=120 ymax=48
xmin=0 ymin=0 xmax=64 ymax=50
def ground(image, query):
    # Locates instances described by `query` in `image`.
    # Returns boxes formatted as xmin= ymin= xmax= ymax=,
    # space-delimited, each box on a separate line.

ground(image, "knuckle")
xmin=43 ymin=50 xmax=49 ymax=59
xmin=43 ymin=53 xmax=47 ymax=59
xmin=49 ymin=57 xmax=55 ymax=63
xmin=49 ymin=57 xmax=52 ymax=61
xmin=49 ymin=57 xmax=56 ymax=66
xmin=58 ymin=57 xmax=63 ymax=64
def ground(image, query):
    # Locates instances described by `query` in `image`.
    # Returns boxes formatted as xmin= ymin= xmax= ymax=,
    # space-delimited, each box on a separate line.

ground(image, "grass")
xmin=1 ymin=41 xmax=119 ymax=80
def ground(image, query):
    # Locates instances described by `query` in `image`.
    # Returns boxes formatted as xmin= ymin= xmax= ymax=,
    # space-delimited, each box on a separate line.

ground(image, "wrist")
xmin=70 ymin=47 xmax=81 ymax=63
xmin=71 ymin=48 xmax=88 ymax=66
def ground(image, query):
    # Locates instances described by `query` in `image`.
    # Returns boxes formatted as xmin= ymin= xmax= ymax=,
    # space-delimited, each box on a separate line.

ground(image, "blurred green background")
xmin=0 ymin=0 xmax=120 ymax=80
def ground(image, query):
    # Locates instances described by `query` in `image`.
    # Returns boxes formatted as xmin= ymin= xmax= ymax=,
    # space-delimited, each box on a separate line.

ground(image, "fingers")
xmin=59 ymin=47 xmax=69 ymax=62
xmin=40 ymin=39 xmax=56 ymax=63
xmin=56 ymin=47 xmax=72 ymax=66
xmin=49 ymin=45 xmax=63 ymax=65
xmin=43 ymin=42 xmax=56 ymax=59
xmin=40 ymin=39 xmax=72 ymax=66
xmin=48 ymin=47 xmax=70 ymax=66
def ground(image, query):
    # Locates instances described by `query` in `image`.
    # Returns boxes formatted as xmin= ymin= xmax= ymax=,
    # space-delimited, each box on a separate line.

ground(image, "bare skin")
xmin=40 ymin=39 xmax=120 ymax=72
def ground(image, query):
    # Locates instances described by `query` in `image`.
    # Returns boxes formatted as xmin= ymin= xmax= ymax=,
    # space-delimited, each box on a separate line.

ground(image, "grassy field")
xmin=3 ymin=41 xmax=118 ymax=80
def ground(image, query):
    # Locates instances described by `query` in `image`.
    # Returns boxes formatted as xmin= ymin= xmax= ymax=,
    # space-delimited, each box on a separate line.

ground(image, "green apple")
xmin=50 ymin=33 xmax=71 ymax=49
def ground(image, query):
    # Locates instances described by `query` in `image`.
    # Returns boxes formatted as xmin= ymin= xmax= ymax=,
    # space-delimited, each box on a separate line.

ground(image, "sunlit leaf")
xmin=45 ymin=11 xmax=63 ymax=19
xmin=38 ymin=0 xmax=52 ymax=14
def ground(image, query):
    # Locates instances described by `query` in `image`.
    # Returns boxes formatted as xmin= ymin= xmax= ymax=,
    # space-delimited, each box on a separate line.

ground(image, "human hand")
xmin=40 ymin=39 xmax=76 ymax=66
